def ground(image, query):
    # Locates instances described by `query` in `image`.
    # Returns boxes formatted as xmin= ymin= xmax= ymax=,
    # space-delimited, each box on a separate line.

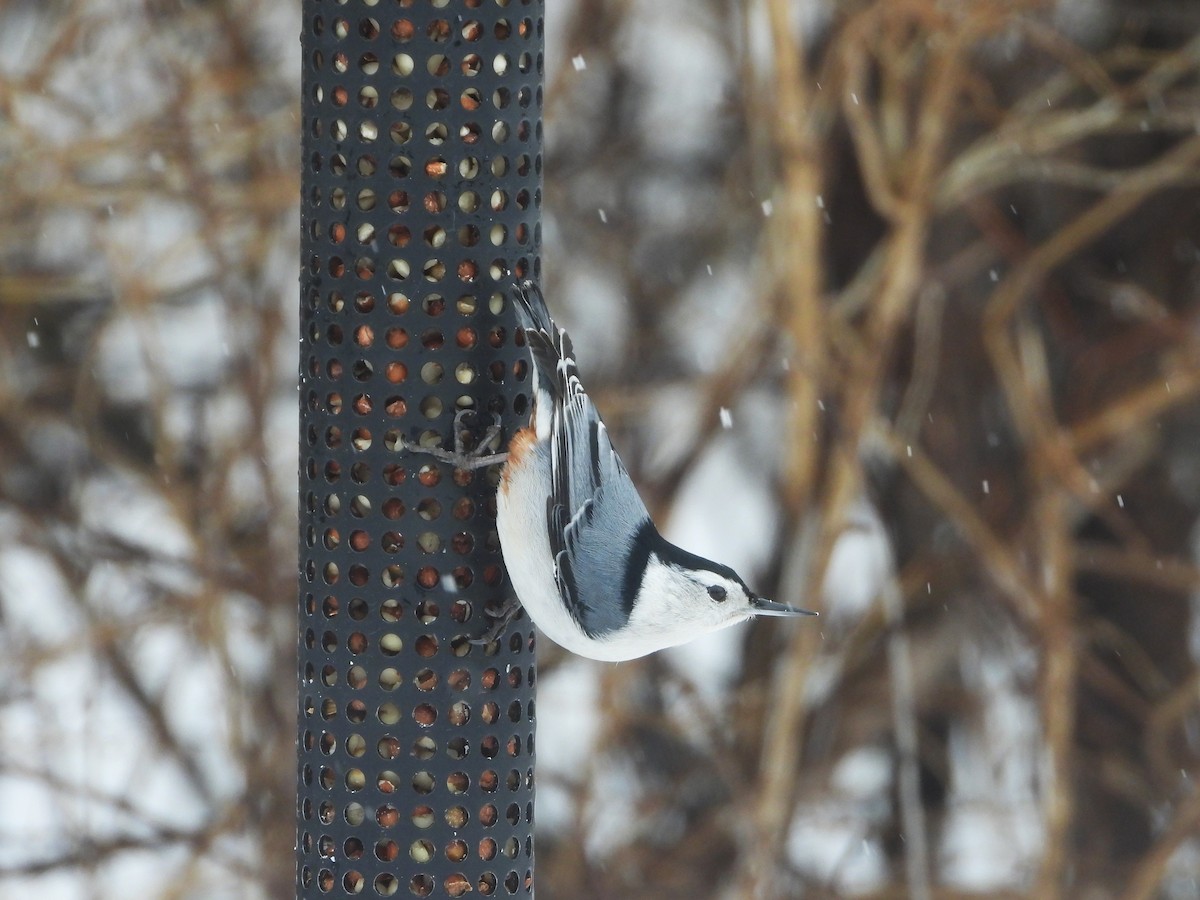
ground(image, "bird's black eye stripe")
xmin=708 ymin=585 xmax=727 ymax=602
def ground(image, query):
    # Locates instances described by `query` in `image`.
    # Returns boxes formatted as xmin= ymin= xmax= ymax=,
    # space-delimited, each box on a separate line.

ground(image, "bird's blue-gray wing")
xmin=547 ymin=374 xmax=652 ymax=637
xmin=509 ymin=280 xmax=652 ymax=637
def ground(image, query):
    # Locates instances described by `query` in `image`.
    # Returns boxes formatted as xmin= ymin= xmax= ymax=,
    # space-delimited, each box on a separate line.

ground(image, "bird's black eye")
xmin=707 ymin=585 xmax=727 ymax=602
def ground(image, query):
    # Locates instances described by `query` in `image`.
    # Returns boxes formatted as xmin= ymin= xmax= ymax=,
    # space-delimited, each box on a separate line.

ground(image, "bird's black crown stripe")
xmin=619 ymin=519 xmax=659 ymax=624
xmin=657 ymin=534 xmax=747 ymax=593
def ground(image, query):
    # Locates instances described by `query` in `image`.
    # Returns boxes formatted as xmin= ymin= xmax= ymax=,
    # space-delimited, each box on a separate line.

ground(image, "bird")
xmin=492 ymin=279 xmax=816 ymax=661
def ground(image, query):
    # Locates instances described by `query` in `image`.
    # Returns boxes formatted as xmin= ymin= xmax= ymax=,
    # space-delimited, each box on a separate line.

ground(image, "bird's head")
xmin=622 ymin=538 xmax=817 ymax=653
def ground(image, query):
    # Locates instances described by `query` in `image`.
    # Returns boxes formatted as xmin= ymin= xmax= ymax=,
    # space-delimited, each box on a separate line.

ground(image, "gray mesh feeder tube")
xmin=298 ymin=3 xmax=542 ymax=897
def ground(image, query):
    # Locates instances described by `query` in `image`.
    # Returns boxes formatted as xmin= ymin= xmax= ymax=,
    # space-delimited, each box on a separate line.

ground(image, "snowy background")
xmin=2 ymin=0 xmax=1200 ymax=897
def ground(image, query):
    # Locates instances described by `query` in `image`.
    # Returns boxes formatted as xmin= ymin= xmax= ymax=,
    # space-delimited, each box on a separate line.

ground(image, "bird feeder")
xmin=297 ymin=2 xmax=542 ymax=896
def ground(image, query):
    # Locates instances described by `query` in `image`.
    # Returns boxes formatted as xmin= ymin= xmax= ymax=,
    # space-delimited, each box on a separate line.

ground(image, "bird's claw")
xmin=469 ymin=596 xmax=524 ymax=647
xmin=399 ymin=409 xmax=509 ymax=471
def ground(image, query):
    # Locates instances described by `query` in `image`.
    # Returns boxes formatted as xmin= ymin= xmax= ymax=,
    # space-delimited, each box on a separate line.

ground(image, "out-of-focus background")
xmin=2 ymin=0 xmax=1200 ymax=897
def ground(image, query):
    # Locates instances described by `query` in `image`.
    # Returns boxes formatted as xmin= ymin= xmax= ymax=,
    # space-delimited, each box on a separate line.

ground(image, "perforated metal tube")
xmin=297 ymin=2 xmax=542 ymax=896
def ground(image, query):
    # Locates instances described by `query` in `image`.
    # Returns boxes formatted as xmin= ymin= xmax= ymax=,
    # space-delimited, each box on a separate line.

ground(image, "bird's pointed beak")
xmin=751 ymin=596 xmax=819 ymax=618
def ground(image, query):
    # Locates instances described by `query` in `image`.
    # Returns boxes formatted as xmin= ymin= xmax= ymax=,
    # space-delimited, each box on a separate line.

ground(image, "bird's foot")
xmin=469 ymin=596 xmax=524 ymax=647
xmin=399 ymin=409 xmax=509 ymax=471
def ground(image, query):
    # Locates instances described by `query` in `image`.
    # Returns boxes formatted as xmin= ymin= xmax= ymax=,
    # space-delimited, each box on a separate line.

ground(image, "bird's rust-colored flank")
xmin=500 ymin=425 xmax=537 ymax=496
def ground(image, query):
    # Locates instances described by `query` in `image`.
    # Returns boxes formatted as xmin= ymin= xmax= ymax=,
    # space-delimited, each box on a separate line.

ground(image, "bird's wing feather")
xmin=548 ymin=382 xmax=651 ymax=637
xmin=510 ymin=280 xmax=652 ymax=637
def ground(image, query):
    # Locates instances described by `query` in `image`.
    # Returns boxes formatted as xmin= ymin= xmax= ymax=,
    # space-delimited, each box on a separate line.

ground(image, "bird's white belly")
xmin=496 ymin=441 xmax=628 ymax=660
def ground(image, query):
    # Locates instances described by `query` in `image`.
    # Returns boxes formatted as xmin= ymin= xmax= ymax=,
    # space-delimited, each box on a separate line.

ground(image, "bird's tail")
xmin=511 ymin=278 xmax=555 ymax=335
xmin=511 ymin=280 xmax=574 ymax=399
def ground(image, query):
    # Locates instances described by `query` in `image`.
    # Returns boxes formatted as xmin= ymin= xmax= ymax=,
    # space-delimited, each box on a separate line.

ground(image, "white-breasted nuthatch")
xmin=493 ymin=280 xmax=816 ymax=661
